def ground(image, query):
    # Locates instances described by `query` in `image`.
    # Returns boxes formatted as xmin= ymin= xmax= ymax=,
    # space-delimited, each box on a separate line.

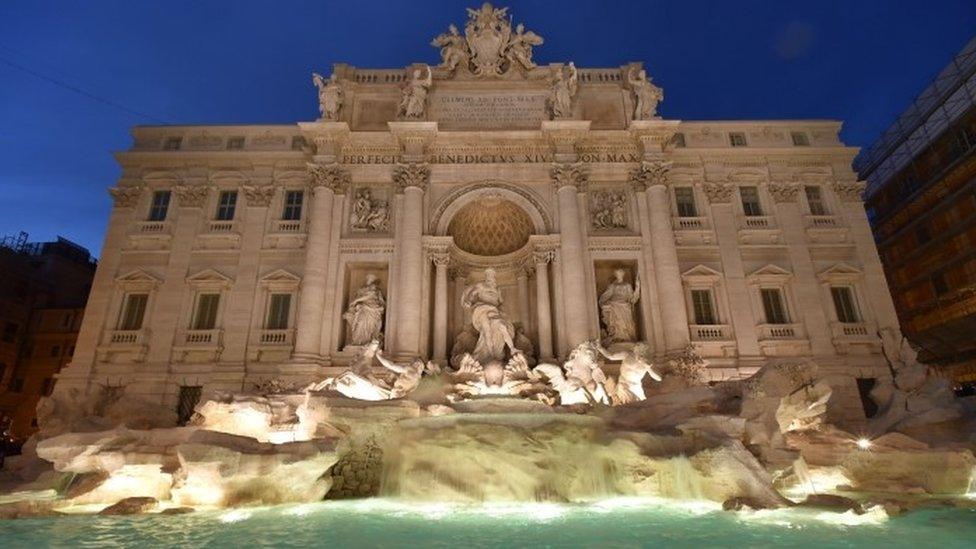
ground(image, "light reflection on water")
xmin=0 ymin=498 xmax=974 ymax=548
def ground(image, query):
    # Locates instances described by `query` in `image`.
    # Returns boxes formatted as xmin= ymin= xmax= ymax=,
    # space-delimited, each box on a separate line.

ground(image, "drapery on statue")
xmin=599 ymin=269 xmax=641 ymax=344
xmin=628 ymin=67 xmax=664 ymax=120
xmin=595 ymin=342 xmax=661 ymax=404
xmin=343 ymin=274 xmax=386 ymax=346
xmin=430 ymin=3 xmax=544 ymax=77
xmin=505 ymin=24 xmax=543 ymax=70
xmin=397 ymin=65 xmax=433 ymax=119
xmin=312 ymin=72 xmax=343 ymax=121
xmin=461 ymin=268 xmax=518 ymax=365
xmin=350 ymin=188 xmax=389 ymax=232
xmin=547 ymin=62 xmax=578 ymax=119
xmin=431 ymin=24 xmax=468 ymax=72
xmin=533 ymin=341 xmax=610 ymax=405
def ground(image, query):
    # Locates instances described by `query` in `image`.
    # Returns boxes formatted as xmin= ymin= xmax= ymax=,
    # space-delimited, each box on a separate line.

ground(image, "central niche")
xmin=447 ymin=196 xmax=534 ymax=256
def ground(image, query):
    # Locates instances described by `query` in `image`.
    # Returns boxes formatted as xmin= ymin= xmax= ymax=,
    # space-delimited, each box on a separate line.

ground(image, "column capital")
xmin=108 ymin=186 xmax=144 ymax=208
xmin=628 ymin=119 xmax=682 ymax=159
xmin=702 ymin=181 xmax=736 ymax=204
xmin=832 ymin=180 xmax=866 ymax=202
xmin=307 ymin=163 xmax=351 ymax=195
xmin=628 ymin=160 xmax=672 ymax=192
xmin=388 ymin=121 xmax=438 ymax=162
xmin=533 ymin=249 xmax=554 ymax=265
xmin=241 ymin=184 xmax=276 ymax=207
xmin=767 ymin=182 xmax=800 ymax=203
xmin=173 ymin=185 xmax=211 ymax=208
xmin=298 ymin=121 xmax=350 ymax=163
xmin=393 ymin=162 xmax=430 ymax=193
xmin=541 ymin=120 xmax=591 ymax=163
xmin=430 ymin=251 xmax=451 ymax=267
xmin=550 ymin=162 xmax=589 ymax=193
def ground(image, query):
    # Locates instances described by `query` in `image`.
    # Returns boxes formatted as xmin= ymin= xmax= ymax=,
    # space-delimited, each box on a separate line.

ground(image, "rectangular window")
xmin=729 ymin=132 xmax=747 ymax=147
xmin=672 ymin=133 xmax=686 ymax=148
xmin=163 ymin=136 xmax=182 ymax=150
xmin=215 ymin=190 xmax=238 ymax=221
xmin=148 ymin=190 xmax=171 ymax=221
xmin=118 ymin=293 xmax=148 ymax=330
xmin=62 ymin=313 xmax=73 ymax=327
xmin=226 ymin=136 xmax=245 ymax=150
xmin=691 ymin=289 xmax=717 ymax=325
xmin=177 ymin=385 xmax=203 ymax=425
xmin=50 ymin=345 xmax=61 ymax=358
xmin=282 ymin=190 xmax=304 ymax=220
xmin=740 ymin=186 xmax=763 ymax=216
xmin=804 ymin=185 xmax=827 ymax=215
xmin=761 ymin=288 xmax=790 ymax=324
xmin=266 ymin=294 xmax=292 ymax=330
xmin=192 ymin=294 xmax=220 ymax=330
xmin=831 ymin=286 xmax=860 ymax=323
xmin=674 ymin=187 xmax=698 ymax=217
xmin=791 ymin=132 xmax=810 ymax=146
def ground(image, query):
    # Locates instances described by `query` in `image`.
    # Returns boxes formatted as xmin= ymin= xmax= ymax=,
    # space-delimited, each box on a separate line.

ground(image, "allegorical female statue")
xmin=343 ymin=274 xmax=386 ymax=346
xmin=312 ymin=72 xmax=343 ymax=121
xmin=397 ymin=65 xmax=433 ymax=120
xmin=461 ymin=268 xmax=517 ymax=364
xmin=628 ymin=67 xmax=664 ymax=120
xmin=547 ymin=62 xmax=578 ymax=120
xmin=598 ymin=269 xmax=641 ymax=344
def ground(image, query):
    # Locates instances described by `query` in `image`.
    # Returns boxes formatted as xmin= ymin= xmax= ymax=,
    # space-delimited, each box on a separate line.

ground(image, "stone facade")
xmin=53 ymin=5 xmax=901 ymax=427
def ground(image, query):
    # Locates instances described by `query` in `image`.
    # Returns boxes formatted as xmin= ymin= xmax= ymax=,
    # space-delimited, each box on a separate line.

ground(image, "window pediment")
xmin=682 ymin=264 xmax=723 ymax=284
xmin=186 ymin=268 xmax=233 ymax=289
xmin=259 ymin=269 xmax=301 ymax=290
xmin=115 ymin=269 xmax=162 ymax=289
xmin=818 ymin=262 xmax=863 ymax=283
xmin=747 ymin=264 xmax=793 ymax=284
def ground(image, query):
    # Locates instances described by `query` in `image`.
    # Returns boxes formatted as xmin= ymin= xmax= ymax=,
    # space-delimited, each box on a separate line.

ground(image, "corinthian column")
xmin=294 ymin=163 xmax=349 ymax=360
xmin=631 ymin=161 xmax=689 ymax=351
xmin=551 ymin=162 xmax=591 ymax=348
xmin=431 ymin=252 xmax=450 ymax=362
xmin=393 ymin=163 xmax=430 ymax=357
xmin=533 ymin=250 xmax=555 ymax=361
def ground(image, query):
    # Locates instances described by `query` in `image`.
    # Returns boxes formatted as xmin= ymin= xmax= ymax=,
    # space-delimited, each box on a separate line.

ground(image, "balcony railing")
xmin=673 ymin=216 xmax=710 ymax=230
xmin=258 ymin=329 xmax=293 ymax=345
xmin=182 ymin=329 xmax=222 ymax=345
xmin=689 ymin=324 xmax=732 ymax=341
xmin=830 ymin=321 xmax=876 ymax=339
xmin=273 ymin=220 xmax=303 ymax=233
xmin=739 ymin=215 xmax=775 ymax=230
xmin=208 ymin=221 xmax=236 ymax=233
xmin=758 ymin=323 xmax=804 ymax=340
xmin=135 ymin=221 xmax=170 ymax=234
xmin=805 ymin=215 xmax=839 ymax=228
xmin=109 ymin=329 xmax=147 ymax=345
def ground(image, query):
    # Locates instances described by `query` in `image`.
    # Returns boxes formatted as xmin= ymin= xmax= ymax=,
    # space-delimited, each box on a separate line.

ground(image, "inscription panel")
xmin=429 ymin=91 xmax=548 ymax=130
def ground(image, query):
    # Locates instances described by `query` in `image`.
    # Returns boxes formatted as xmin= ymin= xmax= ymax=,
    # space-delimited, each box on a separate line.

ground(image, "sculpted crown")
xmin=431 ymin=3 xmax=543 ymax=77
xmin=173 ymin=185 xmax=210 ymax=208
xmin=393 ymin=163 xmax=431 ymax=192
xmin=307 ymin=163 xmax=351 ymax=194
xmin=628 ymin=160 xmax=672 ymax=191
xmin=550 ymin=162 xmax=589 ymax=192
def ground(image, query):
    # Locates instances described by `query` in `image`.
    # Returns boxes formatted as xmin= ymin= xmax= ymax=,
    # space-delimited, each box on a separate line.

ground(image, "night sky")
xmin=1 ymin=0 xmax=974 ymax=256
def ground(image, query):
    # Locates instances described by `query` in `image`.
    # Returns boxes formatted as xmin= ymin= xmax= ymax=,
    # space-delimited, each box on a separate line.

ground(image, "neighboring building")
xmin=856 ymin=37 xmax=976 ymax=384
xmin=54 ymin=5 xmax=904 ymax=429
xmin=0 ymin=235 xmax=96 ymax=438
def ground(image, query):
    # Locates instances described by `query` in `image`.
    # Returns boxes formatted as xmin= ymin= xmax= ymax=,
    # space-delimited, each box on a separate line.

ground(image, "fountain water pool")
xmin=1 ymin=499 xmax=974 ymax=548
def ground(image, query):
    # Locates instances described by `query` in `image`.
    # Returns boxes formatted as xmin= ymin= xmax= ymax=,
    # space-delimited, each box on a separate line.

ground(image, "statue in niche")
xmin=599 ymin=269 xmax=641 ymax=344
xmin=595 ymin=342 xmax=661 ymax=404
xmin=397 ymin=65 xmax=432 ymax=120
xmin=505 ymin=24 xmax=544 ymax=70
xmin=547 ymin=62 xmax=578 ymax=120
xmin=628 ymin=67 xmax=664 ymax=120
xmin=461 ymin=268 xmax=518 ymax=365
xmin=431 ymin=24 xmax=468 ymax=72
xmin=350 ymin=188 xmax=390 ymax=232
xmin=343 ymin=274 xmax=386 ymax=346
xmin=312 ymin=72 xmax=343 ymax=121
xmin=591 ymin=191 xmax=628 ymax=230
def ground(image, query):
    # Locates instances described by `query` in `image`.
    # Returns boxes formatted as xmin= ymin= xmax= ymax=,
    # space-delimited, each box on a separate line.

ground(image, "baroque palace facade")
xmin=55 ymin=5 xmax=899 ymax=423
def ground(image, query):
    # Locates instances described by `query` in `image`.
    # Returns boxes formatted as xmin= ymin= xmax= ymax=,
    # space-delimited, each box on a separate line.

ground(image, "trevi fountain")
xmin=0 ymin=4 xmax=974 ymax=547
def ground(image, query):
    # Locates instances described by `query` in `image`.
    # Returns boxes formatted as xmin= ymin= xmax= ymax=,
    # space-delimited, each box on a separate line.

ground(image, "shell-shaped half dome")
xmin=448 ymin=196 xmax=534 ymax=256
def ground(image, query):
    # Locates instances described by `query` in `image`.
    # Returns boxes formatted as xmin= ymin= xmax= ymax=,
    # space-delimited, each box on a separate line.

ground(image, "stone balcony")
xmin=689 ymin=324 xmax=737 ymax=358
xmin=804 ymin=214 xmax=848 ymax=243
xmin=672 ymin=216 xmax=715 ymax=245
xmin=757 ymin=323 xmax=810 ymax=356
xmin=195 ymin=220 xmax=242 ymax=250
xmin=264 ymin=220 xmax=307 ymax=250
xmin=96 ymin=329 xmax=150 ymax=362
xmin=173 ymin=329 xmax=224 ymax=362
xmin=248 ymin=329 xmax=295 ymax=362
xmin=737 ymin=215 xmax=782 ymax=245
xmin=830 ymin=321 xmax=880 ymax=354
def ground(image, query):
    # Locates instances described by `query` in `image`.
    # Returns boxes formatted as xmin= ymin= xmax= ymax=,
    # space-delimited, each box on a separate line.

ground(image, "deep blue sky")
xmin=1 ymin=1 xmax=974 ymax=257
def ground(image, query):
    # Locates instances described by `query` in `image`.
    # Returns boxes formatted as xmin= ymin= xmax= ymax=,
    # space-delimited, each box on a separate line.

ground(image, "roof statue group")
xmin=312 ymin=3 xmax=663 ymax=123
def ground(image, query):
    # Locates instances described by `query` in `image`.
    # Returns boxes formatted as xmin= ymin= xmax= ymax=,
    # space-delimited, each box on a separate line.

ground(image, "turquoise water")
xmin=1 ymin=498 xmax=974 ymax=548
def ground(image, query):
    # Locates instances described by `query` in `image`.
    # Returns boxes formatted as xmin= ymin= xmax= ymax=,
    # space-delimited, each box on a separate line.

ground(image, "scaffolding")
xmin=854 ymin=36 xmax=976 ymax=198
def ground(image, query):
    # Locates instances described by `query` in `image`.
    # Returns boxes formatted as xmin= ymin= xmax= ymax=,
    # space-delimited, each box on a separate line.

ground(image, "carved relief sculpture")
xmin=312 ymin=72 xmax=343 ymax=122
xmin=343 ymin=274 xmax=386 ymax=346
xmin=431 ymin=3 xmax=543 ymax=77
xmin=350 ymin=188 xmax=390 ymax=232
xmin=599 ymin=269 xmax=641 ymax=344
xmin=397 ymin=65 xmax=432 ymax=120
xmin=108 ymin=186 xmax=143 ymax=208
xmin=628 ymin=67 xmax=664 ymax=120
xmin=590 ymin=190 xmax=629 ymax=229
xmin=547 ymin=62 xmax=579 ymax=120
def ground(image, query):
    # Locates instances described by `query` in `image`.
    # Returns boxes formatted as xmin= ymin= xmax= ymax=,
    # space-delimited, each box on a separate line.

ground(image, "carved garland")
xmin=242 ymin=185 xmax=277 ymax=207
xmin=550 ymin=162 xmax=589 ymax=192
xmin=701 ymin=181 xmax=736 ymax=204
xmin=767 ymin=182 xmax=800 ymax=203
xmin=392 ymin=163 xmax=431 ymax=193
xmin=628 ymin=160 xmax=672 ymax=191
xmin=307 ymin=163 xmax=351 ymax=194
xmin=108 ymin=186 xmax=144 ymax=208
xmin=173 ymin=185 xmax=211 ymax=208
xmin=832 ymin=181 xmax=866 ymax=202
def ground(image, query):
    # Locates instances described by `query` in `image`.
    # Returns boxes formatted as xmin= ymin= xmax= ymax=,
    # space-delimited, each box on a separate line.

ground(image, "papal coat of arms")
xmin=431 ymin=3 xmax=543 ymax=77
